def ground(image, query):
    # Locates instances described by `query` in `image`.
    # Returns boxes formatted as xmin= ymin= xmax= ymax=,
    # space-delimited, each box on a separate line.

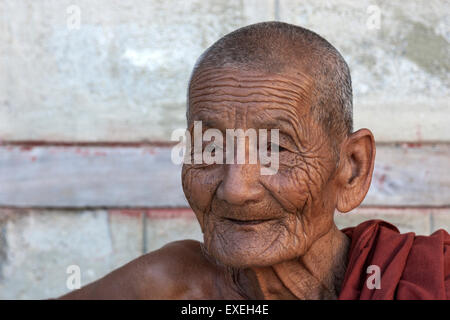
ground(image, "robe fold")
xmin=338 ymin=219 xmax=450 ymax=300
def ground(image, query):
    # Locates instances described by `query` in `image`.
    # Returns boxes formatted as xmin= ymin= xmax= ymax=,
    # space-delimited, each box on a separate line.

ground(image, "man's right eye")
xmin=204 ymin=141 xmax=223 ymax=154
xmin=267 ymin=143 xmax=288 ymax=153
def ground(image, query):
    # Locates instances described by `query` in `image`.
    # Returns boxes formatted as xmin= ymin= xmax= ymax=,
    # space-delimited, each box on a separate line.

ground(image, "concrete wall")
xmin=0 ymin=0 xmax=449 ymax=299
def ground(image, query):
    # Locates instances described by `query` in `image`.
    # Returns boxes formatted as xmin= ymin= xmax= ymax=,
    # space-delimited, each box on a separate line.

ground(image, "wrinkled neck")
xmin=229 ymin=225 xmax=350 ymax=300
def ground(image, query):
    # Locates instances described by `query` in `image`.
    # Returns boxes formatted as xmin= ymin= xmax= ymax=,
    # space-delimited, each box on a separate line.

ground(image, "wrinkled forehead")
xmin=188 ymin=67 xmax=315 ymax=130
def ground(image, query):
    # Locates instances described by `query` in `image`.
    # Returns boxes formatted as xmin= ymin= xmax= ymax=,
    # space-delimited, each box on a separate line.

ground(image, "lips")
xmin=224 ymin=217 xmax=276 ymax=225
xmin=212 ymin=198 xmax=285 ymax=226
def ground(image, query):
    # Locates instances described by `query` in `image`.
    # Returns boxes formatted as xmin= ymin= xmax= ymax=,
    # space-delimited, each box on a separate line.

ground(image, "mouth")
xmin=224 ymin=217 xmax=275 ymax=225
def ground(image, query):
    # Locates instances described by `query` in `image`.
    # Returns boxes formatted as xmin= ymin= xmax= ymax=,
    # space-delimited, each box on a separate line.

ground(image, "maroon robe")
xmin=339 ymin=220 xmax=450 ymax=299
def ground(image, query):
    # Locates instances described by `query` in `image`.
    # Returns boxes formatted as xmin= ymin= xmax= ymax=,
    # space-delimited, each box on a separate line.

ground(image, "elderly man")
xmin=61 ymin=22 xmax=450 ymax=300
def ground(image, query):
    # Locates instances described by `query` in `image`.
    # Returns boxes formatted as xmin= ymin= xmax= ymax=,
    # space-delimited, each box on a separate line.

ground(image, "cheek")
xmin=182 ymin=165 xmax=222 ymax=220
xmin=261 ymin=153 xmax=338 ymax=238
xmin=261 ymin=155 xmax=327 ymax=213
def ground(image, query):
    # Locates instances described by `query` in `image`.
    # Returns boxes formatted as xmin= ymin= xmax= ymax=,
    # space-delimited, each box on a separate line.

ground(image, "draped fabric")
xmin=339 ymin=220 xmax=450 ymax=300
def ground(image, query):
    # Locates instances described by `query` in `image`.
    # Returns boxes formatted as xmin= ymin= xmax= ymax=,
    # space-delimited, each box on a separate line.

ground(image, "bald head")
xmin=188 ymin=21 xmax=353 ymax=149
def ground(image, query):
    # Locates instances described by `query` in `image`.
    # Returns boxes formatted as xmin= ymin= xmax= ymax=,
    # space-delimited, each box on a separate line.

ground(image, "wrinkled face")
xmin=182 ymin=67 xmax=340 ymax=268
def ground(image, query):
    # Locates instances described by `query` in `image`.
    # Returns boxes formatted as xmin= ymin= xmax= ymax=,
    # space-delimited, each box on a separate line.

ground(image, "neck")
xmin=228 ymin=225 xmax=350 ymax=300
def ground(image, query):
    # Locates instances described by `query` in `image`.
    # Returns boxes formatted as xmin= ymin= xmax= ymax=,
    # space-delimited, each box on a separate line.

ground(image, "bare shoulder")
xmin=137 ymin=239 xmax=220 ymax=299
xmin=60 ymin=239 xmax=220 ymax=299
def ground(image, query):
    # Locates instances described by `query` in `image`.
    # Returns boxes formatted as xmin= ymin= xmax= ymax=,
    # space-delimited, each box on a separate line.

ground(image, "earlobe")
xmin=336 ymin=129 xmax=376 ymax=213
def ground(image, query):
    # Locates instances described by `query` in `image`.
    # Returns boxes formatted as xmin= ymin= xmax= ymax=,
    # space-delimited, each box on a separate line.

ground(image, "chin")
xmin=209 ymin=248 xmax=282 ymax=268
xmin=202 ymin=217 xmax=307 ymax=268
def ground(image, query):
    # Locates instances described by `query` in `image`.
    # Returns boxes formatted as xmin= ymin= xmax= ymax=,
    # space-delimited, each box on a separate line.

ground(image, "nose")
xmin=216 ymin=164 xmax=265 ymax=206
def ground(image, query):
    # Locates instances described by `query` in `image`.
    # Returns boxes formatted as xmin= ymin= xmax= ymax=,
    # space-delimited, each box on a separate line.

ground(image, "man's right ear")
xmin=335 ymin=129 xmax=376 ymax=213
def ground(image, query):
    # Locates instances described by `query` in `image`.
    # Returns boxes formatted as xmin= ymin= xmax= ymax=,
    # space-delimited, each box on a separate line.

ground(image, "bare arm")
xmin=59 ymin=240 xmax=206 ymax=300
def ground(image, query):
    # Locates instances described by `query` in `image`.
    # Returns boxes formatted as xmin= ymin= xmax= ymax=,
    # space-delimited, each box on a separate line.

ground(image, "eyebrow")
xmin=251 ymin=110 xmax=305 ymax=149
xmin=190 ymin=108 xmax=233 ymax=130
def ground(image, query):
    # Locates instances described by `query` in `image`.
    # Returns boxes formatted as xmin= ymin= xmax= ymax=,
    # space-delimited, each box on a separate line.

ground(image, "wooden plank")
xmin=365 ymin=143 xmax=450 ymax=206
xmin=0 ymin=145 xmax=188 ymax=207
xmin=0 ymin=144 xmax=449 ymax=207
xmin=336 ymin=208 xmax=450 ymax=235
xmin=354 ymin=101 xmax=450 ymax=143
xmin=335 ymin=207 xmax=432 ymax=235
xmin=340 ymin=207 xmax=450 ymax=235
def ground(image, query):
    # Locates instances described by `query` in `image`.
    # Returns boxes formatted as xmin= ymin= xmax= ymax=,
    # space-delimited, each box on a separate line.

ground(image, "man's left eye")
xmin=268 ymin=143 xmax=288 ymax=153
